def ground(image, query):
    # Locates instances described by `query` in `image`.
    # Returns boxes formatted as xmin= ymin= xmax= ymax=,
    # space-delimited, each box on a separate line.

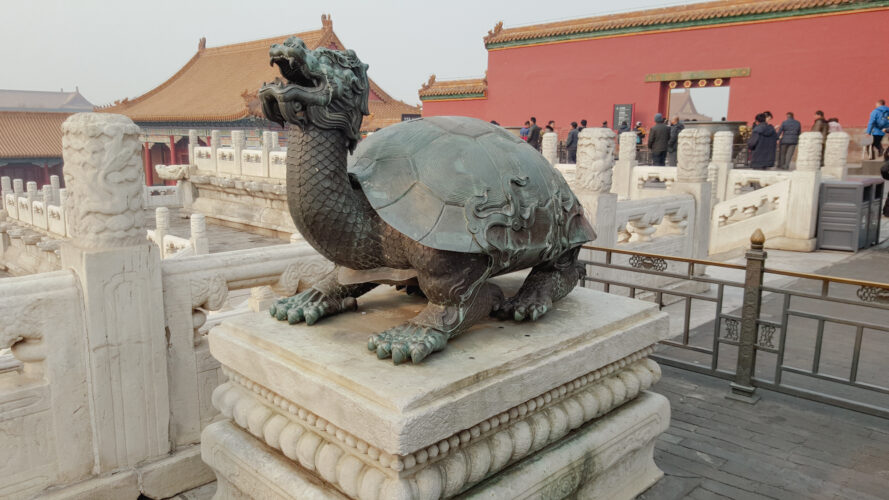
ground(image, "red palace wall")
xmin=423 ymin=10 xmax=889 ymax=139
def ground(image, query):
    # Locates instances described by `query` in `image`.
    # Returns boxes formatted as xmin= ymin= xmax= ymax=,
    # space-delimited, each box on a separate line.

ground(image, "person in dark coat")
xmin=647 ymin=113 xmax=670 ymax=166
xmin=527 ymin=116 xmax=541 ymax=151
xmin=775 ymin=111 xmax=801 ymax=170
xmin=667 ymin=116 xmax=684 ymax=166
xmin=566 ymin=121 xmax=579 ymax=164
xmin=748 ymin=113 xmax=777 ymax=169
xmin=811 ymin=110 xmax=829 ymax=140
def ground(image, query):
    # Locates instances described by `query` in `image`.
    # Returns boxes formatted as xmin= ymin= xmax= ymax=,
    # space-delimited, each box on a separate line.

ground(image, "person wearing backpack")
xmin=866 ymin=99 xmax=889 ymax=158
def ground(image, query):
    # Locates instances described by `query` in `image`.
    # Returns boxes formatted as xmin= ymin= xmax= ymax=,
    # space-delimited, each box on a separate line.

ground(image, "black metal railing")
xmin=579 ymin=233 xmax=889 ymax=418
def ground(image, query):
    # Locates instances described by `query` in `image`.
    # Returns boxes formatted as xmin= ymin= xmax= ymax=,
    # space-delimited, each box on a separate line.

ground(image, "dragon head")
xmin=259 ymin=37 xmax=369 ymax=151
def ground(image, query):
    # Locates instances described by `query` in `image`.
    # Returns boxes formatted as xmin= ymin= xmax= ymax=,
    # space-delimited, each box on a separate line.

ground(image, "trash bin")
xmin=817 ymin=177 xmax=884 ymax=251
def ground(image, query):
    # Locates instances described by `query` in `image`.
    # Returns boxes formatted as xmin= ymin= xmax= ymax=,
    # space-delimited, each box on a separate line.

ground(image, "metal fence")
xmin=579 ymin=231 xmax=889 ymax=418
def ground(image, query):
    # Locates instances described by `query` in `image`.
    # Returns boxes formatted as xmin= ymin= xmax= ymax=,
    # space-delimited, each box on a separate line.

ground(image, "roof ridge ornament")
xmin=421 ymin=74 xmax=436 ymax=90
xmin=198 ymin=37 xmax=206 ymax=52
xmin=321 ymin=13 xmax=332 ymax=30
xmin=485 ymin=21 xmax=503 ymax=41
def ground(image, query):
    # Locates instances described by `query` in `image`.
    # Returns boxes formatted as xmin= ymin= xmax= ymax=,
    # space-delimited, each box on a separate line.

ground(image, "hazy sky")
xmin=0 ymin=0 xmax=687 ymax=107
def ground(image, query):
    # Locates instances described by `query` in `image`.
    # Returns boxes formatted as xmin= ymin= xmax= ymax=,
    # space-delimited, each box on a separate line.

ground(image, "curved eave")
xmin=485 ymin=2 xmax=889 ymax=50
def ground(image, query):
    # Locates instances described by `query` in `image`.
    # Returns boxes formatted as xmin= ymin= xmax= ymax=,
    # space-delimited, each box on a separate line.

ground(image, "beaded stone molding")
xmin=212 ymin=347 xmax=660 ymax=499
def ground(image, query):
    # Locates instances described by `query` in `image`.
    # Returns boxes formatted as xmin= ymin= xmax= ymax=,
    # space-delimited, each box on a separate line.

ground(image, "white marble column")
xmin=822 ymin=131 xmax=850 ymax=180
xmin=541 ymin=132 xmax=558 ymax=166
xmin=190 ymin=212 xmax=209 ymax=255
xmin=1 ymin=176 xmax=11 ymax=200
xmin=673 ymin=128 xmax=712 ymax=259
xmin=210 ymin=129 xmax=220 ymax=173
xmin=231 ymin=130 xmax=246 ymax=176
xmin=575 ymin=127 xmax=617 ymax=249
xmin=612 ymin=132 xmax=638 ymax=199
xmin=261 ymin=131 xmax=278 ymax=177
xmin=711 ymin=131 xmax=734 ymax=203
xmin=60 ymin=112 xmax=171 ymax=472
xmin=188 ymin=129 xmax=198 ymax=165
xmin=784 ymin=132 xmax=822 ymax=247
xmin=50 ymin=174 xmax=61 ymax=205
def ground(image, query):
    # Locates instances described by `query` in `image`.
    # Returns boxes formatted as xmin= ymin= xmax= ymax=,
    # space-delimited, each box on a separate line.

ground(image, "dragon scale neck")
xmin=285 ymin=126 xmax=375 ymax=266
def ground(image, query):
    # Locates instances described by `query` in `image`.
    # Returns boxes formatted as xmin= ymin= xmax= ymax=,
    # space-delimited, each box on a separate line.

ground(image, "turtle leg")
xmin=493 ymin=247 xmax=586 ymax=322
xmin=270 ymin=267 xmax=377 ymax=325
xmin=368 ymin=250 xmax=502 ymax=364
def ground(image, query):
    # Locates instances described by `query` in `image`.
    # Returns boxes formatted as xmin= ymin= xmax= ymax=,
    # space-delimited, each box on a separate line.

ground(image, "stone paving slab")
xmin=641 ymin=365 xmax=889 ymax=500
xmin=144 ymin=209 xmax=285 ymax=254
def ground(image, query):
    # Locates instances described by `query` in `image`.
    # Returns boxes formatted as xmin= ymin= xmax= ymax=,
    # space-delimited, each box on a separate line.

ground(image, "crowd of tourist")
xmin=514 ymin=100 xmax=889 ymax=172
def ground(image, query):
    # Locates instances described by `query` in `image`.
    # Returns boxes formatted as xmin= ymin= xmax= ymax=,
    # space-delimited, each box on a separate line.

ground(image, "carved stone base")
xmin=204 ymin=391 xmax=668 ymax=500
xmin=202 ymin=280 xmax=671 ymax=499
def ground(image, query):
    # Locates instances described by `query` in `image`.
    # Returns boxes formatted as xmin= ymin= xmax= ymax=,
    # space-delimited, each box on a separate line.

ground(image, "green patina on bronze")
xmin=258 ymin=37 xmax=595 ymax=365
xmin=485 ymin=1 xmax=889 ymax=50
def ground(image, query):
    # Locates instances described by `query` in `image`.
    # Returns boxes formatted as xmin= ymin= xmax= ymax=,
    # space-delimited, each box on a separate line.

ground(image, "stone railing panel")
xmin=194 ymin=146 xmax=214 ymax=172
xmin=241 ymin=150 xmax=266 ymax=177
xmin=269 ymin=151 xmax=287 ymax=179
xmin=710 ymin=180 xmax=790 ymax=254
xmin=0 ymin=271 xmax=93 ymax=498
xmin=47 ymin=204 xmax=67 ymax=236
xmin=726 ymin=169 xmax=792 ymax=200
xmin=144 ymin=185 xmax=180 ymax=209
xmin=159 ymin=243 xmax=333 ymax=448
xmin=631 ymin=166 xmax=677 ymax=199
xmin=5 ymin=193 xmax=18 ymax=219
xmin=17 ymin=197 xmax=32 ymax=225
xmin=216 ymin=147 xmax=237 ymax=175
xmin=31 ymin=200 xmax=47 ymax=230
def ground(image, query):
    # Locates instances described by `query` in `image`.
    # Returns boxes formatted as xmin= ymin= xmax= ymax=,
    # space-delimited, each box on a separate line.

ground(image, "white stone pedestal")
xmin=202 ymin=279 xmax=671 ymax=499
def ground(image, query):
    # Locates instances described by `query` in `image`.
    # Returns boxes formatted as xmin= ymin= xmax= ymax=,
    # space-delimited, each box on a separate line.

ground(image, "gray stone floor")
xmin=145 ymin=208 xmax=285 ymax=253
xmin=176 ymin=364 xmax=889 ymax=500
xmin=641 ymin=365 xmax=889 ymax=500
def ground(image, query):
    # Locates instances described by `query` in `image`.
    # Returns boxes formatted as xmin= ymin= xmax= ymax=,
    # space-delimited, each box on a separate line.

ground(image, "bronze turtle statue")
xmin=259 ymin=37 xmax=595 ymax=364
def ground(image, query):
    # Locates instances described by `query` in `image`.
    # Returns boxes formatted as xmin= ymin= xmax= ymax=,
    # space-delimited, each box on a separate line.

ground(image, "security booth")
xmin=817 ymin=177 xmax=884 ymax=251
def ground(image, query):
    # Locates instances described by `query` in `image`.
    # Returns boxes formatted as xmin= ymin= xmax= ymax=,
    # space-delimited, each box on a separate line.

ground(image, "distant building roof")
xmin=99 ymin=15 xmax=419 ymax=131
xmin=0 ymin=112 xmax=69 ymax=159
xmin=0 ymin=89 xmax=93 ymax=113
xmin=669 ymin=89 xmax=712 ymax=122
xmin=483 ymin=0 xmax=878 ymax=48
xmin=418 ymin=75 xmax=487 ymax=101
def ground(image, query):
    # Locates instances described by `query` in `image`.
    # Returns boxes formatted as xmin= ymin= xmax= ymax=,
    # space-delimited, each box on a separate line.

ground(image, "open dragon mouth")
xmin=270 ymin=55 xmax=319 ymax=90
xmin=258 ymin=36 xmax=370 ymax=151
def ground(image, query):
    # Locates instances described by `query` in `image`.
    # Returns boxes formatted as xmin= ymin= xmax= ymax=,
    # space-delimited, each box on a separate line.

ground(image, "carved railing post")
xmin=575 ymin=127 xmax=617 ymax=248
xmin=612 ymin=132 xmax=637 ymax=199
xmin=731 ymin=229 xmax=766 ymax=403
xmin=1 ymin=176 xmax=10 ymax=201
xmin=231 ymin=130 xmax=246 ymax=175
xmin=822 ymin=131 xmax=850 ymax=180
xmin=795 ymin=131 xmax=822 ymax=172
xmin=13 ymin=178 xmax=23 ymax=196
xmin=26 ymin=181 xmax=38 ymax=202
xmin=59 ymin=113 xmax=171 ymax=471
xmin=541 ymin=132 xmax=558 ymax=166
xmin=188 ymin=129 xmax=198 ymax=165
xmin=711 ymin=130 xmax=733 ymax=203
xmin=155 ymin=206 xmax=169 ymax=258
xmin=261 ymin=131 xmax=278 ymax=177
xmin=50 ymin=174 xmax=61 ymax=205
xmin=191 ymin=213 xmax=209 ymax=255
xmin=210 ymin=129 xmax=220 ymax=173
xmin=784 ymin=132 xmax=822 ymax=248
xmin=674 ymin=128 xmax=712 ymax=260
